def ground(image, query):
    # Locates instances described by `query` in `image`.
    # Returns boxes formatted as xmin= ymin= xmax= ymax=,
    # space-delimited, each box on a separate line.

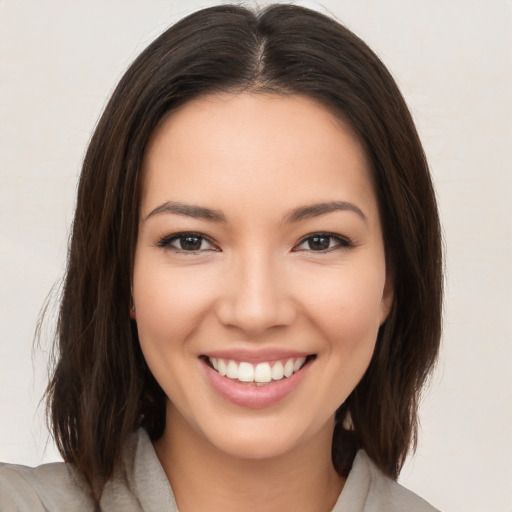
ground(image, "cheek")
xmin=132 ymin=260 xmax=217 ymax=349
xmin=302 ymin=263 xmax=386 ymax=344
xmin=306 ymin=269 xmax=385 ymax=403
xmin=132 ymin=262 xmax=219 ymax=404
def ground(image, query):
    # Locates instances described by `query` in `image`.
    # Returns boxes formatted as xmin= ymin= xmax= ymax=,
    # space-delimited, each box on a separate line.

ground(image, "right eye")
xmin=156 ymin=232 xmax=218 ymax=253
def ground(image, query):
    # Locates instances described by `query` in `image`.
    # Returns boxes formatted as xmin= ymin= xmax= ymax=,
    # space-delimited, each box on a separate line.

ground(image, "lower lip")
xmin=202 ymin=359 xmax=311 ymax=409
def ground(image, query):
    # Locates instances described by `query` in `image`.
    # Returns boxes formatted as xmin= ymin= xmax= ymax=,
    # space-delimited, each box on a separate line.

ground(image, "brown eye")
xmin=157 ymin=232 xmax=217 ymax=253
xmin=307 ymin=236 xmax=331 ymax=251
xmin=293 ymin=233 xmax=352 ymax=253
xmin=179 ymin=235 xmax=203 ymax=251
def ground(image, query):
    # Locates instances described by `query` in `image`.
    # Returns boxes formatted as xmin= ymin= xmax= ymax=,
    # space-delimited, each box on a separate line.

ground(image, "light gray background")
xmin=1 ymin=1 xmax=511 ymax=511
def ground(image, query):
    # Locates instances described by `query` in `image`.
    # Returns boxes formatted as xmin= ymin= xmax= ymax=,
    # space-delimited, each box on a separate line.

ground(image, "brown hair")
xmin=46 ymin=3 xmax=442 ymax=499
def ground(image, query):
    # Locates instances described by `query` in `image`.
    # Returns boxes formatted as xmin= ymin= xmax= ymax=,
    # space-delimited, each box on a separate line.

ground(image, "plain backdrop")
xmin=1 ymin=1 xmax=511 ymax=511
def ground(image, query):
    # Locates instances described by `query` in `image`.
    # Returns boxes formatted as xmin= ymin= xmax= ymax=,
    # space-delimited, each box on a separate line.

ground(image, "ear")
xmin=379 ymin=270 xmax=394 ymax=325
xmin=130 ymin=287 xmax=136 ymax=319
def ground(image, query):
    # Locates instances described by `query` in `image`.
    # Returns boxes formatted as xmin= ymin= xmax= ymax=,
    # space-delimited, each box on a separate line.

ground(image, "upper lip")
xmin=200 ymin=348 xmax=314 ymax=364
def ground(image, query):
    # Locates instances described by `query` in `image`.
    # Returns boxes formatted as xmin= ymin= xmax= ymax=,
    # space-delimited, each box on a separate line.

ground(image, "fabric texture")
xmin=0 ymin=429 xmax=439 ymax=511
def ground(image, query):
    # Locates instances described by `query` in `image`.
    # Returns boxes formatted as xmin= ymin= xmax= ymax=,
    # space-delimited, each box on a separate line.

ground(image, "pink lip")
xmin=202 ymin=348 xmax=311 ymax=364
xmin=201 ymin=357 xmax=312 ymax=409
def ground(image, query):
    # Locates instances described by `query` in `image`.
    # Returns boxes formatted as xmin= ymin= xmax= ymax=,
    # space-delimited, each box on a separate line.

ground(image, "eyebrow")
xmin=286 ymin=201 xmax=367 ymax=223
xmin=144 ymin=201 xmax=227 ymax=223
xmin=144 ymin=199 xmax=366 ymax=224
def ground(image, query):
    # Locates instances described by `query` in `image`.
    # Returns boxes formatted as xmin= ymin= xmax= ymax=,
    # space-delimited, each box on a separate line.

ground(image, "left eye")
xmin=157 ymin=233 xmax=216 ymax=252
xmin=294 ymin=233 xmax=351 ymax=252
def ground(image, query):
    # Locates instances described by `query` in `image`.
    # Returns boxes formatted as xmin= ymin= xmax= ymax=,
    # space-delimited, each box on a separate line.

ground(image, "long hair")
xmin=46 ymin=3 xmax=442 ymax=499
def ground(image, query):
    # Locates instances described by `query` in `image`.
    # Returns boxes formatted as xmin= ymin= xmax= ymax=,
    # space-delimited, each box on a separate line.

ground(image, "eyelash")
xmin=156 ymin=232 xmax=219 ymax=253
xmin=156 ymin=231 xmax=353 ymax=254
xmin=293 ymin=232 xmax=353 ymax=253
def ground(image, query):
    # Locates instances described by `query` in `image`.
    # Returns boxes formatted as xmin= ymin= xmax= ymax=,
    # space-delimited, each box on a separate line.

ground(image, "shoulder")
xmin=0 ymin=460 xmax=94 ymax=512
xmin=333 ymin=450 xmax=441 ymax=512
xmin=360 ymin=451 xmax=441 ymax=512
xmin=0 ymin=430 xmax=175 ymax=512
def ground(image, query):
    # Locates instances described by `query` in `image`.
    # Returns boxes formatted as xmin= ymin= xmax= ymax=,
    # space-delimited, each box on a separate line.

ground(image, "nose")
xmin=215 ymin=250 xmax=297 ymax=335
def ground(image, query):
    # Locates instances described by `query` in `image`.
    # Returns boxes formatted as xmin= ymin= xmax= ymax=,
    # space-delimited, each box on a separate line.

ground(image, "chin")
xmin=190 ymin=410 xmax=335 ymax=464
xmin=212 ymin=430 xmax=301 ymax=461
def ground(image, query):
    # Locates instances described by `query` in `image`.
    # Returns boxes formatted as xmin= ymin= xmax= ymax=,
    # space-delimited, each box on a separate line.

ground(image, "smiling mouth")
xmin=201 ymin=355 xmax=316 ymax=386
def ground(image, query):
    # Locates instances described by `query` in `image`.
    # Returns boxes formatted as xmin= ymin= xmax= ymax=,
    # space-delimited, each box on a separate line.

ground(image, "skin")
xmin=132 ymin=93 xmax=393 ymax=512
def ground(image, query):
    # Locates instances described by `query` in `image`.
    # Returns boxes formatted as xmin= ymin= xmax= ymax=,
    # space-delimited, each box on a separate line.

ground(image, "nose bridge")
xmin=217 ymin=247 xmax=295 ymax=334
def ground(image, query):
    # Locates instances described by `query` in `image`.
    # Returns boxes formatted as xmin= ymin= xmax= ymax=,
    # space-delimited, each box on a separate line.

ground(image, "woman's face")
xmin=133 ymin=93 xmax=392 ymax=460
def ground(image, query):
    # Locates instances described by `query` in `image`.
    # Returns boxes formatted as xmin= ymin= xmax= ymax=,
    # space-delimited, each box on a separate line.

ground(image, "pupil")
xmin=308 ymin=236 xmax=330 ymax=250
xmin=181 ymin=236 xmax=201 ymax=251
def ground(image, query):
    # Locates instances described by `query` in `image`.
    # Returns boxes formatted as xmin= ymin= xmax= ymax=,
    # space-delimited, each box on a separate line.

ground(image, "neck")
xmin=154 ymin=404 xmax=344 ymax=512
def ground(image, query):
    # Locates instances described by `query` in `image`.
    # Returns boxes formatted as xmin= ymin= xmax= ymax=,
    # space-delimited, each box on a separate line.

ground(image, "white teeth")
xmin=293 ymin=357 xmax=306 ymax=372
xmin=283 ymin=359 xmax=294 ymax=378
xmin=218 ymin=359 xmax=227 ymax=376
xmin=208 ymin=356 xmax=308 ymax=384
xmin=271 ymin=361 xmax=284 ymax=380
xmin=226 ymin=360 xmax=238 ymax=379
xmin=238 ymin=362 xmax=254 ymax=382
xmin=254 ymin=362 xmax=272 ymax=383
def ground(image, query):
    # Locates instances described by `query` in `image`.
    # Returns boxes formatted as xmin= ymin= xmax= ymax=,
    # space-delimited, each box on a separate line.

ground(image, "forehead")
xmin=141 ymin=93 xmax=378 ymax=222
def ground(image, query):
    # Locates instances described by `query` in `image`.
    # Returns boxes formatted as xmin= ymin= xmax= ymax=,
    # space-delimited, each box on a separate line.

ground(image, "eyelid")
xmin=292 ymin=232 xmax=354 ymax=252
xmin=155 ymin=231 xmax=353 ymax=254
xmin=156 ymin=231 xmax=219 ymax=253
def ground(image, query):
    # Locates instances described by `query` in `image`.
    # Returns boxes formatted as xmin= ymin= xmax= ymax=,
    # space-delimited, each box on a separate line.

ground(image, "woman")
xmin=0 ymin=4 xmax=442 ymax=511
